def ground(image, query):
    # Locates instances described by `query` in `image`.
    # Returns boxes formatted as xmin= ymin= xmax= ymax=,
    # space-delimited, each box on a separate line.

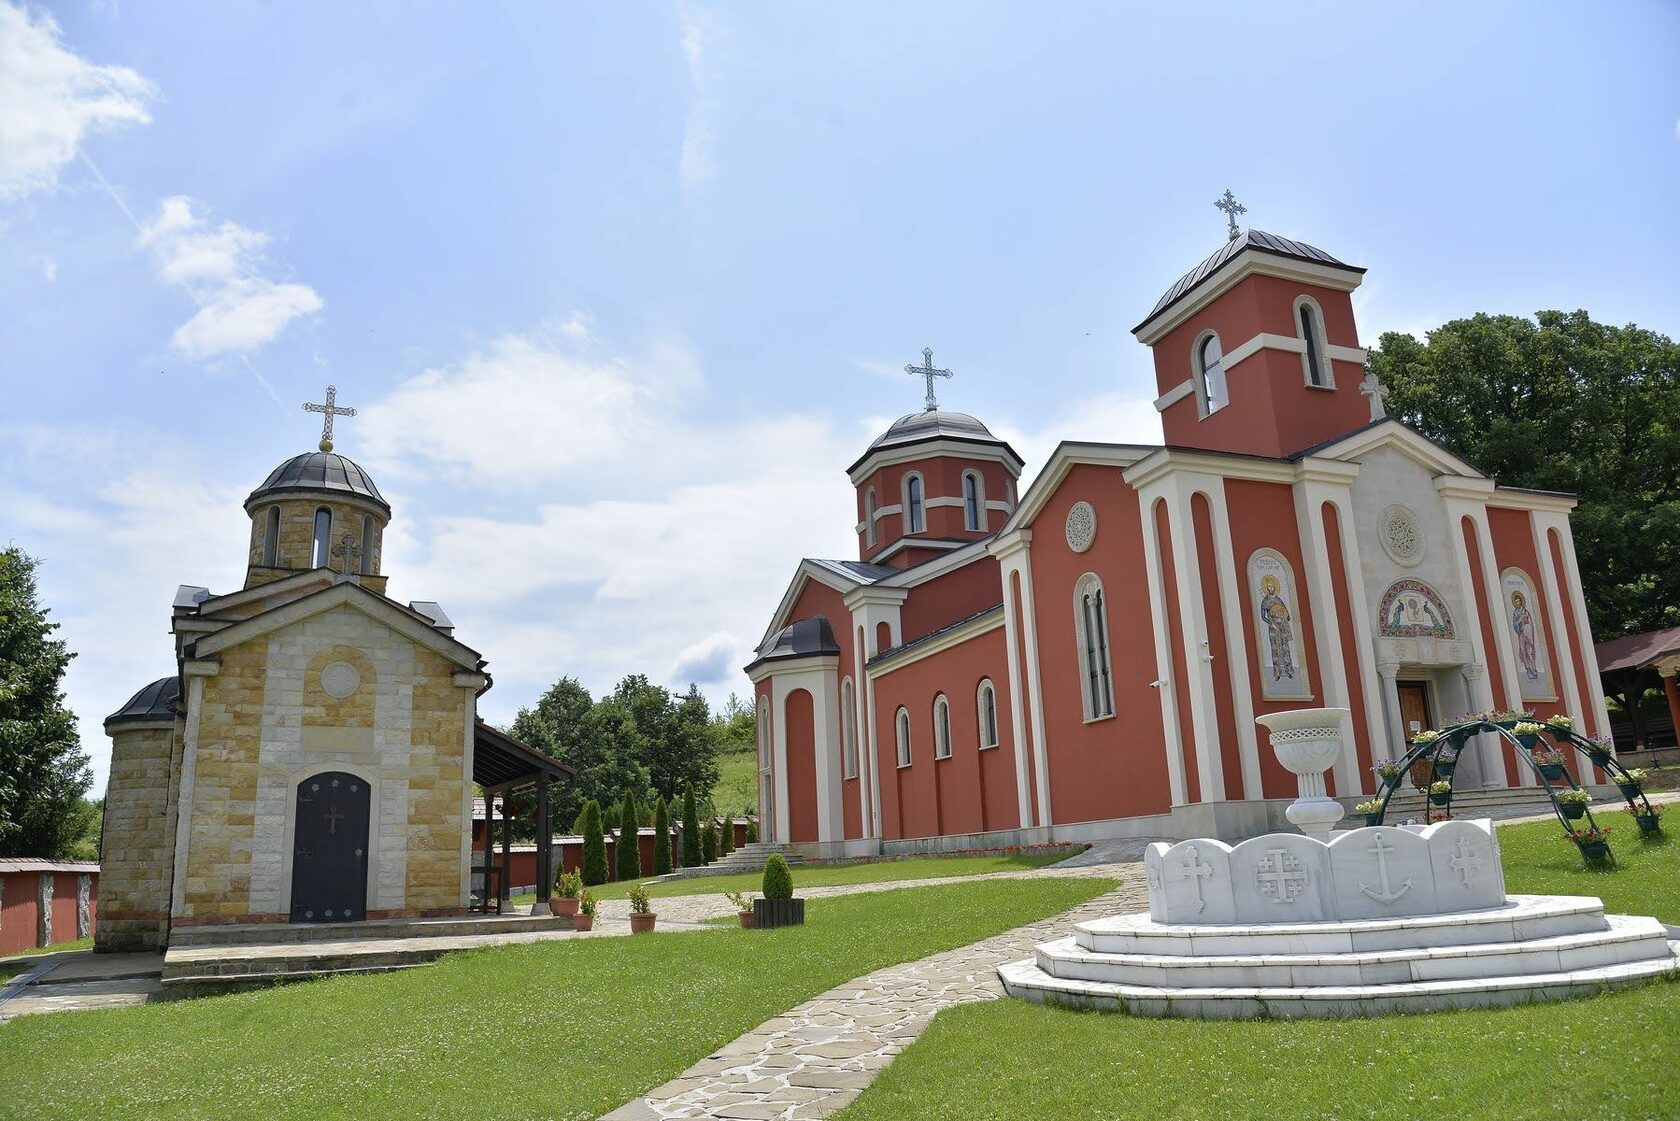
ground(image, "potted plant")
xmin=725 ymin=890 xmax=756 ymax=928
xmin=628 ymin=884 xmax=657 ymax=934
xmin=1428 ymin=779 xmax=1453 ymax=806
xmin=1372 ymin=759 xmax=1406 ymax=785
xmin=1530 ymin=746 xmax=1568 ymax=781
xmin=752 ymin=853 xmax=804 ymax=928
xmin=1564 ymin=825 xmax=1612 ymax=861
xmin=1545 ymin=714 xmax=1575 ymax=744
xmin=1580 ymin=735 xmax=1614 ymax=766
xmin=1411 ymin=729 xmax=1440 ymax=747
xmin=1354 ymin=798 xmax=1385 ymax=827
xmin=550 ymin=869 xmax=583 ymax=918
xmin=1432 ymin=744 xmax=1461 ymax=779
xmin=1513 ymin=720 xmax=1545 ymax=750
xmin=1634 ymin=802 xmax=1664 ymax=836
xmin=573 ymin=890 xmax=597 ymax=932
xmin=1555 ymin=787 xmax=1591 ymax=820
xmin=1617 ymin=767 xmax=1648 ymax=799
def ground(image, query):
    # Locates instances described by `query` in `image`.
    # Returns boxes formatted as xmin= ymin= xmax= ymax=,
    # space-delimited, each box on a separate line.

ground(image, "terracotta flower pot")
xmin=629 ymin=912 xmax=657 ymax=934
xmin=572 ymin=913 xmax=594 ymax=932
xmin=550 ymin=897 xmax=579 ymax=918
xmin=737 ymin=909 xmax=755 ymax=929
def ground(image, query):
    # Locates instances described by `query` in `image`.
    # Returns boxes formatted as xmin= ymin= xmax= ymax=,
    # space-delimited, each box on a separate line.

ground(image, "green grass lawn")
xmin=836 ymin=811 xmax=1680 ymax=1121
xmin=0 ymin=877 xmax=1114 ymax=1121
xmin=516 ymin=849 xmax=1084 ymax=903
xmin=712 ymin=747 xmax=759 ymax=816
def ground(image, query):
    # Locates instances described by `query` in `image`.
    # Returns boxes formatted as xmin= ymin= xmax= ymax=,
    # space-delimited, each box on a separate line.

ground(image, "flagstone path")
xmin=599 ymin=873 xmax=1146 ymax=1121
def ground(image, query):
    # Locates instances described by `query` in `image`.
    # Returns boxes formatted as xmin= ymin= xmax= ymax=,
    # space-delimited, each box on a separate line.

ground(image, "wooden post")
xmin=500 ymin=790 xmax=513 ymax=911
xmin=481 ymin=789 xmax=497 ymax=913
xmin=535 ymin=775 xmax=552 ymax=903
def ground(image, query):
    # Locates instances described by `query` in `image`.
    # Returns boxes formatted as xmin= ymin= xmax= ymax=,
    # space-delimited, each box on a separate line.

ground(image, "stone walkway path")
xmin=601 ymin=873 xmax=1146 ymax=1121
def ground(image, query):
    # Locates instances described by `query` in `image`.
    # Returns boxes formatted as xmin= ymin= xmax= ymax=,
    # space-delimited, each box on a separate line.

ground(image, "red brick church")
xmin=748 ymin=219 xmax=1612 ymax=856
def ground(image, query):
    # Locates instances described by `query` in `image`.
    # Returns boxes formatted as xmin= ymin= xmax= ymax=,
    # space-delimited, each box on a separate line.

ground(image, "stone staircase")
xmin=1000 ymin=894 xmax=1680 ymax=1018
xmin=668 ymin=842 xmax=803 ymax=879
xmin=1376 ymin=783 xmax=1619 ymax=823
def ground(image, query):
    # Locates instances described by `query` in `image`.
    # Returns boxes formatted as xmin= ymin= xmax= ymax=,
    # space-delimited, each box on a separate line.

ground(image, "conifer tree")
xmin=720 ymin=813 xmax=734 ymax=855
xmin=616 ymin=790 xmax=641 ymax=881
xmin=746 ymin=817 xmax=758 ymax=844
xmin=681 ymin=786 xmax=701 ymax=867
xmin=580 ymin=799 xmax=608 ymax=886
xmin=702 ymin=819 xmax=718 ymax=865
xmin=652 ymin=795 xmax=672 ymax=875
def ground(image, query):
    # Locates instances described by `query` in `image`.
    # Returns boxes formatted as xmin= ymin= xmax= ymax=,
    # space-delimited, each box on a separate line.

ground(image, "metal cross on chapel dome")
xmin=1214 ymin=188 xmax=1247 ymax=242
xmin=303 ymin=384 xmax=356 ymax=452
xmin=905 ymin=347 xmax=954 ymax=412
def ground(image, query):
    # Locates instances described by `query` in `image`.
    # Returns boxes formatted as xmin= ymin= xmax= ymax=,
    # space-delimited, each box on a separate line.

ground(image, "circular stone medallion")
xmin=1065 ymin=501 xmax=1097 ymax=553
xmin=320 ymin=660 xmax=362 ymax=699
xmin=1379 ymin=504 xmax=1425 ymax=566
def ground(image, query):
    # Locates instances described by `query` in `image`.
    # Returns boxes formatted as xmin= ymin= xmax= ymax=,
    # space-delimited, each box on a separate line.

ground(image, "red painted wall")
xmin=1461 ymin=517 xmax=1521 ymax=784
xmin=857 ymin=455 xmax=1016 ymax=562
xmin=1321 ymin=503 xmax=1375 ymax=794
xmin=1026 ymin=464 xmax=1174 ymax=823
xmin=0 ymin=870 xmax=97 ymax=954
xmin=899 ymin=558 xmax=1004 ymax=645
xmin=784 ymin=689 xmax=819 ymax=843
xmin=1546 ymin=527 xmax=1604 ymax=742
xmin=781 ymin=578 xmax=864 ymax=839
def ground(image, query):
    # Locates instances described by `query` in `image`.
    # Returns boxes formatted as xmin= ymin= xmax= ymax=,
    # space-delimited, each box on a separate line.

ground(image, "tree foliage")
xmin=1369 ymin=311 xmax=1680 ymax=638
xmin=579 ymin=799 xmax=608 ymax=886
xmin=0 ymin=548 xmax=93 ymax=859
xmin=616 ymin=790 xmax=641 ymax=882
xmin=701 ymin=819 xmax=718 ymax=865
xmin=720 ymin=812 xmax=734 ymax=855
xmin=762 ymin=853 xmax=793 ymax=899
xmin=681 ymin=786 xmax=701 ymax=867
xmin=652 ymin=795 xmax=672 ymax=875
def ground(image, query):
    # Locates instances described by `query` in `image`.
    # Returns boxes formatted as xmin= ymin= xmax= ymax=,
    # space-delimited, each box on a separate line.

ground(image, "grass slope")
xmin=837 ymin=811 xmax=1680 ymax=1121
xmin=712 ymin=748 xmax=758 ymax=816
xmin=0 ymin=877 xmax=1114 ymax=1121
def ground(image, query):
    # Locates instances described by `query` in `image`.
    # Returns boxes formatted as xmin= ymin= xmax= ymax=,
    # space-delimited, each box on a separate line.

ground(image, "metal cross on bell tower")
xmin=1214 ymin=188 xmax=1247 ymax=242
xmin=303 ymin=384 xmax=356 ymax=452
xmin=905 ymin=347 xmax=954 ymax=412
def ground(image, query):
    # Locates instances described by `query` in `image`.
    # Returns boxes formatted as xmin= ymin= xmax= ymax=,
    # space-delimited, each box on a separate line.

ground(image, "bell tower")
xmin=1133 ymin=218 xmax=1373 ymax=460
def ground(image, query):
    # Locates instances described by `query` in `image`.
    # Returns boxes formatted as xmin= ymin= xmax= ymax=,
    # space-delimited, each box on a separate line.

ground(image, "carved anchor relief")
xmin=1359 ymin=833 xmax=1413 ymax=905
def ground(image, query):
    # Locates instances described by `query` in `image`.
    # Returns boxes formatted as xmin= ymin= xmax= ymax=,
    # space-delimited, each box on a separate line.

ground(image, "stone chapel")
xmin=97 ymin=397 xmax=566 ymax=951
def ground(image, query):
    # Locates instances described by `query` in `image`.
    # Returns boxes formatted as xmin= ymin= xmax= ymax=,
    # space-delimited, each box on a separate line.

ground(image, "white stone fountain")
xmin=1000 ymin=706 xmax=1680 ymax=1018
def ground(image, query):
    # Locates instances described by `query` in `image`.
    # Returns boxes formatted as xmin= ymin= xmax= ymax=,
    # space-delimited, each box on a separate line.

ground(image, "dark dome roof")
xmin=748 ymin=617 xmax=840 ymax=672
xmin=246 ymin=451 xmax=389 ymax=514
xmin=869 ymin=409 xmax=999 ymax=452
xmin=106 ymin=676 xmax=179 ymax=726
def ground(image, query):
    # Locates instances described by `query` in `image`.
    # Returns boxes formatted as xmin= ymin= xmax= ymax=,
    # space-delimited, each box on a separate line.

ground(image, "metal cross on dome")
xmin=905 ymin=347 xmax=954 ymax=412
xmin=1214 ymin=188 xmax=1247 ymax=242
xmin=304 ymin=384 xmax=356 ymax=452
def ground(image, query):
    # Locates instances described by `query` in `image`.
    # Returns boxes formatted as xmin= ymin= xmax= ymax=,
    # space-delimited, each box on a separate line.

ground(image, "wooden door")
xmin=1397 ymin=682 xmax=1432 ymax=739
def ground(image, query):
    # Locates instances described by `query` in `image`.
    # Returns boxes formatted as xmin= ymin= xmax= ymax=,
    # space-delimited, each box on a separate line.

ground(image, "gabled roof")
xmin=1596 ymin=625 xmax=1680 ymax=675
xmin=186 ymin=568 xmax=340 ymax=622
xmin=1299 ymin=418 xmax=1486 ymax=479
xmin=473 ymin=720 xmax=574 ymax=792
xmin=1136 ymin=229 xmax=1364 ymax=334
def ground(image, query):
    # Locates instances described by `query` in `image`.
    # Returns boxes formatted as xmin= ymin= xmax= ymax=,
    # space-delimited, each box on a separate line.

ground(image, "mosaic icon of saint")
xmin=1258 ymin=574 xmax=1295 ymax=681
xmin=1510 ymin=590 xmax=1540 ymax=680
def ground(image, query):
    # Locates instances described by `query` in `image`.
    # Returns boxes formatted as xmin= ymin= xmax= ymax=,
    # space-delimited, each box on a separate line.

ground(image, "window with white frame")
xmin=962 ymin=471 xmax=984 ymax=531
xmin=262 ymin=505 xmax=281 ymax=566
xmin=977 ymin=679 xmax=999 ymax=749
xmin=933 ymin=695 xmax=952 ymax=759
xmin=895 ymin=706 xmax=912 ymax=767
xmin=1295 ymin=296 xmax=1333 ymax=388
xmin=1196 ymin=332 xmax=1229 ymax=416
xmin=841 ymin=677 xmax=859 ymax=779
xmin=757 ymin=696 xmax=771 ymax=768
xmin=1075 ymin=574 xmax=1115 ymax=719
xmin=904 ymin=474 xmax=925 ymax=533
xmin=312 ymin=507 xmax=333 ymax=568
xmin=864 ymin=488 xmax=878 ymax=547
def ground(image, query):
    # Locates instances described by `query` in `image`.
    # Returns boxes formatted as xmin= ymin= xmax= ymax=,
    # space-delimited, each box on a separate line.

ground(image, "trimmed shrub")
xmin=580 ymin=800 xmax=608 ymax=886
xmin=702 ymin=820 xmax=718 ymax=865
xmin=762 ymin=853 xmax=793 ymax=899
xmin=746 ymin=818 xmax=758 ymax=844
xmin=681 ymin=787 xmax=701 ymax=867
xmin=720 ymin=813 xmax=735 ymax=854
xmin=652 ymin=796 xmax=673 ymax=875
xmin=617 ymin=791 xmax=641 ymax=881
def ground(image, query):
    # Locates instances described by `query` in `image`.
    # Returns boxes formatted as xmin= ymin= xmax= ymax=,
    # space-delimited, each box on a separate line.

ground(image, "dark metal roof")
xmin=848 ymin=409 xmax=1022 ymax=475
xmin=473 ymin=720 xmax=574 ymax=792
xmin=1135 ymin=229 xmax=1364 ymax=334
xmin=246 ymin=451 xmax=390 ymax=514
xmin=106 ymin=676 xmax=179 ymax=726
xmin=809 ymin=559 xmax=902 ymax=585
xmin=869 ymin=603 xmax=1005 ymax=668
xmin=748 ymin=616 xmax=840 ymax=672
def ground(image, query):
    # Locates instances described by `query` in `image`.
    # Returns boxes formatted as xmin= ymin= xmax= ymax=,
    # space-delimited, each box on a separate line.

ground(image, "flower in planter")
xmin=1638 ymin=802 xmax=1665 ymax=817
xmin=1555 ymin=788 xmax=1592 ymax=804
xmin=1372 ymin=760 xmax=1406 ymax=779
xmin=1620 ymin=768 xmax=1650 ymax=784
xmin=1412 ymin=730 xmax=1441 ymax=745
xmin=1354 ymin=798 xmax=1385 ymax=815
xmin=1563 ymin=825 xmax=1611 ymax=844
xmin=1428 ymin=780 xmax=1453 ymax=794
xmin=1545 ymin=715 xmax=1574 ymax=730
xmin=1529 ymin=747 xmax=1568 ymax=766
xmin=1513 ymin=721 xmax=1545 ymax=737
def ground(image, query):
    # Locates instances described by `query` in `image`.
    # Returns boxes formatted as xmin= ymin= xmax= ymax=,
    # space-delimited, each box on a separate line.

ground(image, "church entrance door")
xmin=290 ymin=771 xmax=370 ymax=923
xmin=1396 ymin=682 xmax=1432 ymax=740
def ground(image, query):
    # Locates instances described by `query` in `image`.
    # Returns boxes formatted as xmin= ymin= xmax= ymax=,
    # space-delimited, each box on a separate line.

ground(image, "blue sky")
xmin=2 ymin=1 xmax=1677 ymax=790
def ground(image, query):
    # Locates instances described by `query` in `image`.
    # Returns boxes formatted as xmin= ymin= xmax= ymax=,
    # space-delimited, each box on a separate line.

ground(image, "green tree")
xmin=720 ymin=812 xmax=734 ymax=855
xmin=1368 ymin=311 xmax=1680 ymax=638
xmin=762 ymin=853 xmax=793 ymax=899
xmin=0 ymin=548 xmax=93 ymax=858
xmin=652 ymin=795 xmax=672 ymax=875
xmin=571 ymin=699 xmax=653 ymax=821
xmin=701 ymin=819 xmax=718 ymax=865
xmin=681 ymin=786 xmax=701 ymax=867
xmin=746 ymin=817 xmax=758 ymax=844
xmin=510 ymin=676 xmax=597 ymax=825
xmin=579 ymin=799 xmax=608 ymax=886
xmin=616 ymin=790 xmax=641 ymax=881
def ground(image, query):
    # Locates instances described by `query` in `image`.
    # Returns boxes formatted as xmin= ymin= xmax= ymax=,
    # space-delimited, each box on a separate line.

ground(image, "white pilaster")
xmin=1292 ymin=473 xmax=1360 ymax=796
xmin=1548 ymin=513 xmax=1613 ymax=739
xmin=1161 ymin=475 xmax=1224 ymax=802
xmin=991 ymin=531 xmax=1037 ymax=828
xmin=1135 ymin=492 xmax=1188 ymax=806
xmin=1204 ymin=481 xmax=1263 ymax=799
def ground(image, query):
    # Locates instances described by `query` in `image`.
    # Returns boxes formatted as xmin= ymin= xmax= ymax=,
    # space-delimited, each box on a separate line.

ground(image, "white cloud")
xmin=671 ymin=631 xmax=737 ymax=685
xmin=39 ymin=254 xmax=57 ymax=282
xmin=678 ymin=3 xmax=717 ymax=190
xmin=0 ymin=1 xmax=153 ymax=201
xmin=137 ymin=195 xmax=323 ymax=359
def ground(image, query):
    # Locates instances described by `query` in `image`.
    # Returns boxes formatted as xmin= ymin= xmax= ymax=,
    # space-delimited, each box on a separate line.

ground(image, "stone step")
xmin=1075 ymin=895 xmax=1607 ymax=956
xmin=168 ymin=914 xmax=562 ymax=948
xmin=999 ymin=942 xmax=1680 ymax=1019
xmin=1037 ymin=914 xmax=1671 ymax=988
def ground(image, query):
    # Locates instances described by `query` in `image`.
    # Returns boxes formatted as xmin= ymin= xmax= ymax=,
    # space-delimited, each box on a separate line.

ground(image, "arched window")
xmin=976 ymin=679 xmax=999 ymax=749
xmin=262 ymin=505 xmax=280 ymax=566
xmin=962 ymin=471 xmax=984 ymax=531
xmin=1290 ymin=295 xmax=1330 ymax=388
xmin=895 ymin=707 xmax=912 ymax=767
xmin=841 ymin=678 xmax=859 ymax=779
xmin=904 ymin=474 xmax=925 ymax=533
xmin=933 ymin=695 xmax=952 ymax=759
xmin=864 ymin=488 xmax=878 ymax=548
xmin=757 ymin=697 xmax=771 ymax=768
xmin=1196 ymin=332 xmax=1228 ymax=416
xmin=1075 ymin=574 xmax=1115 ymax=719
xmin=360 ymin=515 xmax=376 ymax=574
xmin=312 ymin=507 xmax=332 ymax=568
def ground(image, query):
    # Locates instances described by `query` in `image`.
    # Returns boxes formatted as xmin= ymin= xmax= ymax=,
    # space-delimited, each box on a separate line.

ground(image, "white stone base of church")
xmin=1000 ymin=894 xmax=1680 ymax=1019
